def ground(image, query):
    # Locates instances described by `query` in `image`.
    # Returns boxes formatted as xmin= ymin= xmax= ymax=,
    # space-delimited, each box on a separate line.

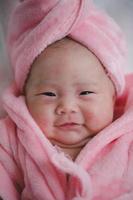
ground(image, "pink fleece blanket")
xmin=0 ymin=74 xmax=133 ymax=200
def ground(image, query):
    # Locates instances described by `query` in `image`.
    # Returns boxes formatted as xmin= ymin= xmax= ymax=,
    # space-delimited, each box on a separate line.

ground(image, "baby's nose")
xmin=55 ymin=99 xmax=79 ymax=115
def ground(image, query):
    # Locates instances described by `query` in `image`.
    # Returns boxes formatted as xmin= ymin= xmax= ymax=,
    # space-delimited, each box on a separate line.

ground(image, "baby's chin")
xmin=50 ymin=136 xmax=92 ymax=149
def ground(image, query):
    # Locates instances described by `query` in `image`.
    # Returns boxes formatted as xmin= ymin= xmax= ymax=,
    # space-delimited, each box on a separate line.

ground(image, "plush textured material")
xmin=7 ymin=0 xmax=127 ymax=96
xmin=0 ymin=74 xmax=133 ymax=200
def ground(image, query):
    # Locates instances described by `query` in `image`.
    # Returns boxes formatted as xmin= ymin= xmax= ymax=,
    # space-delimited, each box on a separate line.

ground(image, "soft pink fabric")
xmin=7 ymin=0 xmax=127 ymax=96
xmin=0 ymin=74 xmax=133 ymax=200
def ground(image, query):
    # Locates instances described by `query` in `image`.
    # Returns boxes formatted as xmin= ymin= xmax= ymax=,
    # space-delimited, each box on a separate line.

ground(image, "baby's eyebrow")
xmin=35 ymin=80 xmax=60 ymax=88
xmin=74 ymin=81 xmax=98 ymax=87
xmin=35 ymin=80 xmax=99 ymax=89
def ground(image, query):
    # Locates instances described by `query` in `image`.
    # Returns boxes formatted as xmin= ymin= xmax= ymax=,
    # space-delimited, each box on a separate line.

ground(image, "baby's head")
xmin=24 ymin=37 xmax=116 ymax=159
xmin=7 ymin=0 xmax=127 ymax=159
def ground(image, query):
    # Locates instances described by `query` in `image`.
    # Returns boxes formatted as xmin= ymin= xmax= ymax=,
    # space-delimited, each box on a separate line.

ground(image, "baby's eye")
xmin=43 ymin=92 xmax=56 ymax=96
xmin=38 ymin=92 xmax=56 ymax=96
xmin=80 ymin=91 xmax=94 ymax=95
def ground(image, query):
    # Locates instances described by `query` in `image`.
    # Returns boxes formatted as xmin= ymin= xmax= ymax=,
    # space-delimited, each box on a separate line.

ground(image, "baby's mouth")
xmin=56 ymin=122 xmax=82 ymax=131
xmin=52 ymin=122 xmax=93 ymax=148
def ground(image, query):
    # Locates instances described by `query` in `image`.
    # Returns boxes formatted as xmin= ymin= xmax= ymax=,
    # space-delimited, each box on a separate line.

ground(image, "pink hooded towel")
xmin=0 ymin=0 xmax=133 ymax=200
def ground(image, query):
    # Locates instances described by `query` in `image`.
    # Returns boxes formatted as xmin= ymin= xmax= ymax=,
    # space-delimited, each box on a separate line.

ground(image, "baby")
xmin=1 ymin=0 xmax=133 ymax=200
xmin=24 ymin=37 xmax=116 ymax=160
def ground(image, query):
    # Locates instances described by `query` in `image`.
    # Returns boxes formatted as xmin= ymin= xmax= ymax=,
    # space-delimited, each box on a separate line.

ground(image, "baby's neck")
xmin=60 ymin=146 xmax=83 ymax=161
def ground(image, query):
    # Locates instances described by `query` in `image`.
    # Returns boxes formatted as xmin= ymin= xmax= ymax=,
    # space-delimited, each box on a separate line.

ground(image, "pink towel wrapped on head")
xmin=7 ymin=0 xmax=127 ymax=96
xmin=0 ymin=0 xmax=133 ymax=200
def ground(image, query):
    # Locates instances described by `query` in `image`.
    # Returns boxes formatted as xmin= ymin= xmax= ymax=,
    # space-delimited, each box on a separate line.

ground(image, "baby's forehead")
xmin=30 ymin=38 xmax=86 ymax=72
xmin=26 ymin=38 xmax=107 ymax=81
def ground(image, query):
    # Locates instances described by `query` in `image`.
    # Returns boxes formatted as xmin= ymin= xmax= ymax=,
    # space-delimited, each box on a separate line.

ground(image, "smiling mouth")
xmin=56 ymin=123 xmax=82 ymax=131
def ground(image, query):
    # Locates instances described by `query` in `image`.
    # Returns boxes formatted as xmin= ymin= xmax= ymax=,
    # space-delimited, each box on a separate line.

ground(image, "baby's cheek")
xmin=35 ymin=114 xmax=50 ymax=127
xmin=28 ymin=106 xmax=48 ymax=125
xmin=85 ymin=109 xmax=112 ymax=134
xmin=34 ymin=116 xmax=52 ymax=138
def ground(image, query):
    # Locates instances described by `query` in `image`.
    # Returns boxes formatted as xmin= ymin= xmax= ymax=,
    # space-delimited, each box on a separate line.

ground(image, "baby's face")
xmin=25 ymin=38 xmax=115 ymax=159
